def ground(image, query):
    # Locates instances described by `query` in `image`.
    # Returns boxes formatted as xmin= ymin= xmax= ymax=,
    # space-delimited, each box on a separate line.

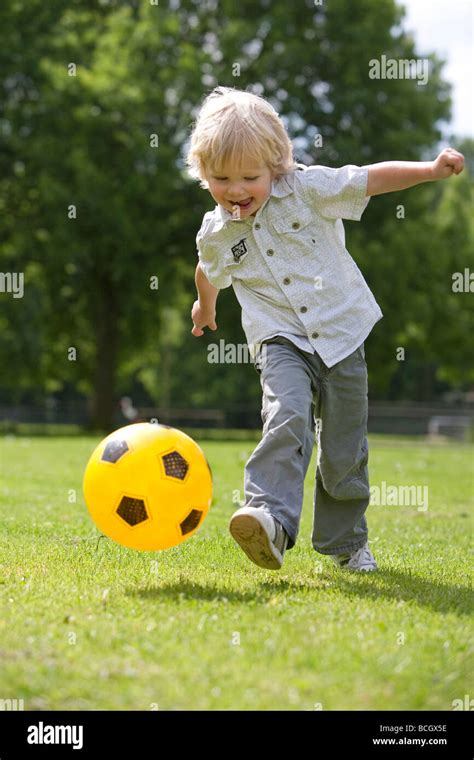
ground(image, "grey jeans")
xmin=244 ymin=336 xmax=370 ymax=555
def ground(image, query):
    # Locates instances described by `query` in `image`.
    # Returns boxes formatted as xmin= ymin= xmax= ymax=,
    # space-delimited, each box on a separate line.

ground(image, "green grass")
xmin=0 ymin=434 xmax=472 ymax=710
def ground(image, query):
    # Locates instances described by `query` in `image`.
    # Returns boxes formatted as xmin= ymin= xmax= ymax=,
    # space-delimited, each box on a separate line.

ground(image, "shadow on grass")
xmin=126 ymin=567 xmax=472 ymax=616
xmin=330 ymin=566 xmax=473 ymax=617
xmin=127 ymin=579 xmax=299 ymax=604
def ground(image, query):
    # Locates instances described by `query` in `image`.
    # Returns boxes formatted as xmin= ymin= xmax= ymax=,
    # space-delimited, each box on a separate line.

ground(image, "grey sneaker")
xmin=331 ymin=541 xmax=378 ymax=572
xmin=229 ymin=506 xmax=288 ymax=570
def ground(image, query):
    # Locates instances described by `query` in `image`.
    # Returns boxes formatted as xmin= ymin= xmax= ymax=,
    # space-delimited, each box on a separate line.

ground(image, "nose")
xmin=227 ymin=185 xmax=247 ymax=200
xmin=228 ymin=194 xmax=250 ymax=202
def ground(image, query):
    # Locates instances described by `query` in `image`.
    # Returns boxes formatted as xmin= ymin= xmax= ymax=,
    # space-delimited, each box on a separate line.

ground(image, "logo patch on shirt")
xmin=231 ymin=238 xmax=248 ymax=263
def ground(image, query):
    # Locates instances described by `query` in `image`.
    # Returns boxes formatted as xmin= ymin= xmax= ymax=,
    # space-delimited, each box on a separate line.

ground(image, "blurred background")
xmin=0 ymin=0 xmax=473 ymax=440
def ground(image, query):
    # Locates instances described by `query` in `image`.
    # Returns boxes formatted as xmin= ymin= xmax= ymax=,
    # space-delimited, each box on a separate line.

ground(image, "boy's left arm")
xmin=365 ymin=148 xmax=464 ymax=196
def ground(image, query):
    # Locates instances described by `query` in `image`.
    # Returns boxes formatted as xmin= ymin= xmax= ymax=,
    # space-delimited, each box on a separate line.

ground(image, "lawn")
xmin=0 ymin=434 xmax=472 ymax=710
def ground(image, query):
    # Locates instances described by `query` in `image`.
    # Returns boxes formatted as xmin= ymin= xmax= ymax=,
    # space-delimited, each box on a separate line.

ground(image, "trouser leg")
xmin=311 ymin=344 xmax=371 ymax=555
xmin=244 ymin=340 xmax=315 ymax=549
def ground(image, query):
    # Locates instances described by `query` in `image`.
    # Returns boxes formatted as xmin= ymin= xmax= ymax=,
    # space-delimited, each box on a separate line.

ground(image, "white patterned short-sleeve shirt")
xmin=195 ymin=163 xmax=383 ymax=367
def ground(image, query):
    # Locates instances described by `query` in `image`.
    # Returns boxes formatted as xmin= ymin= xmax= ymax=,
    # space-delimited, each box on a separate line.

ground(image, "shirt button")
xmin=266 ymin=249 xmax=274 ymax=256
xmin=254 ymin=223 xmax=261 ymax=230
xmin=283 ymin=277 xmax=291 ymax=285
xmin=300 ymin=306 xmax=307 ymax=313
xmin=312 ymin=331 xmax=319 ymax=339
xmin=292 ymin=222 xmax=300 ymax=229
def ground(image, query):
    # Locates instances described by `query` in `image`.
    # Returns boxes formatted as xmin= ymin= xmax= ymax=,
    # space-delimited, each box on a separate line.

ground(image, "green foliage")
xmin=0 ymin=0 xmax=471 ymax=424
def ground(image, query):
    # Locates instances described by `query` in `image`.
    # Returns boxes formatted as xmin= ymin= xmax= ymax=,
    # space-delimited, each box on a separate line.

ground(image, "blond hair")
xmin=186 ymin=86 xmax=297 ymax=189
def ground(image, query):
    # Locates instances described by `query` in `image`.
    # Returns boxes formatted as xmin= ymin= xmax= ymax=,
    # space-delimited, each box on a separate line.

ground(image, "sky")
xmin=399 ymin=0 xmax=473 ymax=139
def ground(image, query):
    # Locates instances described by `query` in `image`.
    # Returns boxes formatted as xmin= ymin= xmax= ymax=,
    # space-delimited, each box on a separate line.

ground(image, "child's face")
xmin=205 ymin=162 xmax=274 ymax=217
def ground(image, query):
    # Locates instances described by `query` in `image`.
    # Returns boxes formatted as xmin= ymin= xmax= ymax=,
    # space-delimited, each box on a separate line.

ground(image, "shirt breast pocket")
xmin=270 ymin=207 xmax=319 ymax=252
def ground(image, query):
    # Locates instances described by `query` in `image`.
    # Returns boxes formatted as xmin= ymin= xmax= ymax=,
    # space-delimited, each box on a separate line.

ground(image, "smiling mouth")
xmin=231 ymin=198 xmax=253 ymax=208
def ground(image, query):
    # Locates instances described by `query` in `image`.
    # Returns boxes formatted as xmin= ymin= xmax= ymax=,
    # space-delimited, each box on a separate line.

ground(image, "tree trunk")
xmin=88 ymin=278 xmax=119 ymax=432
xmin=417 ymin=361 xmax=436 ymax=402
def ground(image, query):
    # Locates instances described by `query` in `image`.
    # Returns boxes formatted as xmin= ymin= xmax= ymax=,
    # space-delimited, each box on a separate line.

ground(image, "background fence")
xmin=1 ymin=401 xmax=473 ymax=441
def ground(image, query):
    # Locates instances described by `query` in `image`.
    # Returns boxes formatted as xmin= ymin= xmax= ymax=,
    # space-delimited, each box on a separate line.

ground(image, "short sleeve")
xmin=297 ymin=164 xmax=370 ymax=221
xmin=196 ymin=224 xmax=232 ymax=290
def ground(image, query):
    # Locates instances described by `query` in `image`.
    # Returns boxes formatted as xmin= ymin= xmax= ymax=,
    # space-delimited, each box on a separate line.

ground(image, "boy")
xmin=186 ymin=86 xmax=464 ymax=572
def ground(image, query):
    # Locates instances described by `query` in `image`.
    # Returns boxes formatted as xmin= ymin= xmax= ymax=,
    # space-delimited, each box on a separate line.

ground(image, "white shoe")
xmin=229 ymin=506 xmax=288 ymax=570
xmin=331 ymin=541 xmax=378 ymax=572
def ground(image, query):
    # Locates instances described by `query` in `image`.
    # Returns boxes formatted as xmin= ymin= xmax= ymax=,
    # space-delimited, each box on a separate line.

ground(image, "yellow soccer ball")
xmin=83 ymin=422 xmax=213 ymax=551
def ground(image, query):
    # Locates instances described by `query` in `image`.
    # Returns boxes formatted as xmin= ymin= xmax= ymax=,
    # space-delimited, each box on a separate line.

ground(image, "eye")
xmin=212 ymin=176 xmax=259 ymax=181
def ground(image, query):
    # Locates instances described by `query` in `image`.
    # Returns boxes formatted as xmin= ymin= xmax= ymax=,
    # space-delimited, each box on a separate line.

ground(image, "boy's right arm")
xmin=191 ymin=262 xmax=219 ymax=337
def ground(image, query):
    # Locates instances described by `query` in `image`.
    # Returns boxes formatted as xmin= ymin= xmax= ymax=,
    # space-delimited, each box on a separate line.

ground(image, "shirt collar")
xmin=215 ymin=173 xmax=294 ymax=230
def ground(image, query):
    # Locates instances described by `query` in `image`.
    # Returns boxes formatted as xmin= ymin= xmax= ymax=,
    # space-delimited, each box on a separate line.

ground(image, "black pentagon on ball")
xmin=180 ymin=509 xmax=203 ymax=535
xmin=162 ymin=450 xmax=189 ymax=480
xmin=116 ymin=496 xmax=148 ymax=526
xmin=102 ymin=439 xmax=129 ymax=463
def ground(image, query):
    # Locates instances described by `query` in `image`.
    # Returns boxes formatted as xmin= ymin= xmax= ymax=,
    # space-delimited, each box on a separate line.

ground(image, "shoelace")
xmin=273 ymin=519 xmax=288 ymax=553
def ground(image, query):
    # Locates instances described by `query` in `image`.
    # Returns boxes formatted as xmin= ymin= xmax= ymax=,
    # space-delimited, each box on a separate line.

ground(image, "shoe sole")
xmin=229 ymin=514 xmax=282 ymax=570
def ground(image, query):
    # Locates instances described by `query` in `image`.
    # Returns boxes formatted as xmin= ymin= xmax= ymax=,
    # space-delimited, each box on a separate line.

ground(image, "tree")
xmin=0 ymin=0 xmax=469 ymax=429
